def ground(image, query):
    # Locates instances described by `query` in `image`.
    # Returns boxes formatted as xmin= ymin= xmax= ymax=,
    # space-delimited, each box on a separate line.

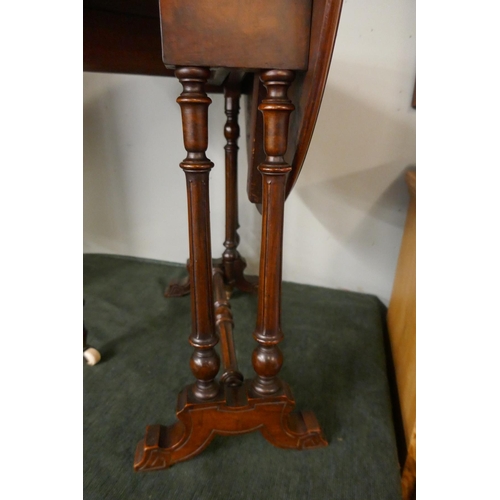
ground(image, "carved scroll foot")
xmin=164 ymin=261 xmax=191 ymax=297
xmin=134 ymin=381 xmax=326 ymax=472
xmin=260 ymin=409 xmax=328 ymax=450
xmin=164 ymin=275 xmax=190 ymax=298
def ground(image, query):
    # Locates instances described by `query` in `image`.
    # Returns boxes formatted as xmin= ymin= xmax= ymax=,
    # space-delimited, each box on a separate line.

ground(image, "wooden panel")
xmin=401 ymin=425 xmax=416 ymax=500
xmin=387 ymin=170 xmax=416 ymax=447
xmin=387 ymin=170 xmax=416 ymax=497
xmin=83 ymin=6 xmax=228 ymax=91
xmin=83 ymin=8 xmax=173 ymax=77
xmin=159 ymin=0 xmax=312 ymax=70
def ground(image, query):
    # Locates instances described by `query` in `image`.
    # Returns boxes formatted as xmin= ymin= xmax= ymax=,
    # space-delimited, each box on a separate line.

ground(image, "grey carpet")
xmin=83 ymin=254 xmax=402 ymax=499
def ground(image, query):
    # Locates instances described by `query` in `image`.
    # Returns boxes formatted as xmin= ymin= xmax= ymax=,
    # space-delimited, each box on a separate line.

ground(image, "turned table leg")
xmin=221 ymin=78 xmax=258 ymax=294
xmin=251 ymin=70 xmax=295 ymax=396
xmin=134 ymin=68 xmax=327 ymax=473
xmin=176 ymin=67 xmax=220 ymax=401
xmin=166 ymin=73 xmax=258 ymax=298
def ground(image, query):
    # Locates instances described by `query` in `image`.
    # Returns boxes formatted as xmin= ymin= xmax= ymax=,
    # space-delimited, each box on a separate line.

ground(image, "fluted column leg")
xmin=176 ymin=67 xmax=220 ymax=400
xmin=251 ymin=70 xmax=295 ymax=396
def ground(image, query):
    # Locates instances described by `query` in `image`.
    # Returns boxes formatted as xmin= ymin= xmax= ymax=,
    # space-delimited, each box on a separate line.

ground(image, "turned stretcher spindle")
xmin=213 ymin=267 xmax=243 ymax=386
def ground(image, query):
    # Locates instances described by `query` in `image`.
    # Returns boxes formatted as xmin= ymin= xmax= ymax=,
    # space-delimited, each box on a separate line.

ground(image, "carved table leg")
xmin=251 ymin=70 xmax=294 ymax=396
xmin=134 ymin=69 xmax=326 ymax=473
xmin=175 ymin=67 xmax=220 ymax=402
xmin=164 ymin=73 xmax=258 ymax=298
xmin=249 ymin=70 xmax=327 ymax=447
xmin=222 ymin=77 xmax=258 ymax=294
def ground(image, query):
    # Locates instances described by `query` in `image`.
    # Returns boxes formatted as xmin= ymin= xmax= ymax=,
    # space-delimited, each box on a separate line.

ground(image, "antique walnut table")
xmin=84 ymin=0 xmax=344 ymax=471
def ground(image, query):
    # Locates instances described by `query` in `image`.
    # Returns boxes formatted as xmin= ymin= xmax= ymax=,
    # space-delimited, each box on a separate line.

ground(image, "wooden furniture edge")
xmin=387 ymin=168 xmax=416 ymax=500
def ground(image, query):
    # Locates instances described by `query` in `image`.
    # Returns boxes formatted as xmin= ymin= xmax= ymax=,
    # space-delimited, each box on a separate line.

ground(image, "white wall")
xmin=83 ymin=0 xmax=415 ymax=305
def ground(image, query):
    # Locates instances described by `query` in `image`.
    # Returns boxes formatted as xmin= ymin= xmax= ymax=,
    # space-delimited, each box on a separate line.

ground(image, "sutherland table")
xmin=84 ymin=0 xmax=344 ymax=472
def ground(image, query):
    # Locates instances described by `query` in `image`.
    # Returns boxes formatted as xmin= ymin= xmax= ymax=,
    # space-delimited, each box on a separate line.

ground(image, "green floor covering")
xmin=84 ymin=254 xmax=402 ymax=499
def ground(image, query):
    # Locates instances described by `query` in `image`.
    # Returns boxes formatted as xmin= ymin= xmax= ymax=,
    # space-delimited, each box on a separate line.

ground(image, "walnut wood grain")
xmin=83 ymin=1 xmax=226 ymax=91
xmin=84 ymin=0 xmax=341 ymax=472
xmin=134 ymin=381 xmax=327 ymax=471
xmin=83 ymin=7 xmax=173 ymax=76
xmin=222 ymin=74 xmax=259 ymax=293
xmin=176 ymin=67 xmax=220 ymax=401
xmin=164 ymin=72 xmax=257 ymax=297
xmin=159 ymin=0 xmax=312 ymax=71
xmin=251 ymin=70 xmax=295 ymax=396
xmin=213 ymin=267 xmax=244 ymax=387
xmin=135 ymin=68 xmax=328 ymax=472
